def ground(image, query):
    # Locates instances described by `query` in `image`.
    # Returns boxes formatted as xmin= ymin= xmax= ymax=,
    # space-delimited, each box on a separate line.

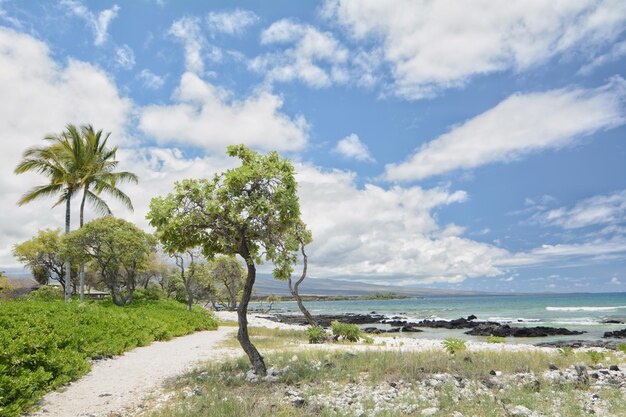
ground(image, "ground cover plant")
xmin=0 ymin=297 xmax=217 ymax=417
xmin=147 ymin=349 xmax=626 ymax=417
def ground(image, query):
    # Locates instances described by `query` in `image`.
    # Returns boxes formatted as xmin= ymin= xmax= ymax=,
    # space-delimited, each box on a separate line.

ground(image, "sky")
xmin=1 ymin=0 xmax=626 ymax=293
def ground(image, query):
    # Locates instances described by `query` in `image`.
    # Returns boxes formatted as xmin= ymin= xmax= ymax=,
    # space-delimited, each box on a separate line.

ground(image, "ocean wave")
xmin=488 ymin=317 xmax=542 ymax=324
xmin=546 ymin=306 xmax=626 ymax=312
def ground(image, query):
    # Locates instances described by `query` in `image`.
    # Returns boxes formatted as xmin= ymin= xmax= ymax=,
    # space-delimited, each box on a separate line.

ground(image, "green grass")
xmin=220 ymin=327 xmax=307 ymax=350
xmin=148 ymin=349 xmax=626 ymax=417
xmin=0 ymin=298 xmax=218 ymax=417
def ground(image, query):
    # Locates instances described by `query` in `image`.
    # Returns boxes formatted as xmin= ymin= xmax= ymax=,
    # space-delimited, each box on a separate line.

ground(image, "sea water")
xmin=258 ymin=292 xmax=626 ymax=344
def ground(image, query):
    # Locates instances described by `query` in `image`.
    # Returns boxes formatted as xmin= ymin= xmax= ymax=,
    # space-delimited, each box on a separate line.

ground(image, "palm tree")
xmin=15 ymin=125 xmax=84 ymax=301
xmin=74 ymin=125 xmax=138 ymax=301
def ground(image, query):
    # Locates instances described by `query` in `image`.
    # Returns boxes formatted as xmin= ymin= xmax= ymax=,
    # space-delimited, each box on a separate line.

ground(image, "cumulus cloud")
xmin=114 ymin=44 xmax=135 ymax=69
xmin=333 ymin=133 xmax=375 ymax=162
xmin=611 ymin=276 xmax=622 ymax=285
xmin=138 ymin=69 xmax=165 ymax=90
xmin=0 ymin=26 xmax=132 ymax=267
xmin=324 ymin=0 xmax=626 ymax=99
xmin=138 ymin=72 xmax=308 ymax=152
xmin=250 ymin=19 xmax=349 ymax=88
xmin=169 ymin=17 xmax=222 ymax=74
xmin=206 ymin=9 xmax=259 ymax=36
xmin=536 ymin=190 xmax=626 ymax=230
xmin=61 ymin=0 xmax=120 ymax=46
xmin=384 ymin=78 xmax=626 ymax=181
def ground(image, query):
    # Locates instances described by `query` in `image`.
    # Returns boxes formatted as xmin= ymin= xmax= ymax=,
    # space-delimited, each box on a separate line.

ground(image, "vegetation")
xmin=331 ymin=321 xmax=362 ymax=342
xmin=306 ymin=325 xmax=327 ymax=344
xmin=219 ymin=327 xmax=307 ymax=350
xmin=13 ymin=229 xmax=72 ymax=290
xmin=442 ymin=338 xmax=467 ymax=355
xmin=149 ymin=349 xmax=626 ymax=417
xmin=586 ymin=350 xmax=606 ymax=365
xmin=486 ymin=335 xmax=506 ymax=344
xmin=209 ymin=255 xmax=246 ymax=311
xmin=148 ymin=145 xmax=307 ymax=375
xmin=617 ymin=343 xmax=626 ymax=354
xmin=0 ymin=298 xmax=217 ymax=417
xmin=65 ymin=217 xmax=156 ymax=306
xmin=286 ymin=227 xmax=317 ymax=325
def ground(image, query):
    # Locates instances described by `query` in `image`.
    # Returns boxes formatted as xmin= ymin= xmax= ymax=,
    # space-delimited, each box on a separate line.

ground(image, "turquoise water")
xmin=257 ymin=293 xmax=626 ymax=343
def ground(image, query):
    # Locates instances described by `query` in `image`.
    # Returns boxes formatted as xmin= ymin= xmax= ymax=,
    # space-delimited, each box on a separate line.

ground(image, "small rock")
xmin=98 ymin=393 xmax=112 ymax=397
xmin=509 ymin=405 xmax=532 ymax=416
xmin=421 ymin=407 xmax=439 ymax=416
xmin=548 ymin=364 xmax=559 ymax=370
xmin=290 ymin=355 xmax=299 ymax=362
xmin=286 ymin=390 xmax=300 ymax=397
xmin=609 ymin=365 xmax=620 ymax=371
xmin=291 ymin=396 xmax=306 ymax=407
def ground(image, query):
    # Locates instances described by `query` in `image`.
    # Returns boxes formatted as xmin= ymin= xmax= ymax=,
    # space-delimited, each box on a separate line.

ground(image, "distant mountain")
xmin=252 ymin=274 xmax=492 ymax=297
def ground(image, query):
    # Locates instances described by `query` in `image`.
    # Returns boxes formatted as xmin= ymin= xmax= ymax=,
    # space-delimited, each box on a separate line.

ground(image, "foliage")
xmin=331 ymin=321 xmax=362 ymax=342
xmin=0 ymin=273 xmax=13 ymax=294
xmin=147 ymin=145 xmax=307 ymax=374
xmin=0 ymin=298 xmax=217 ymax=417
xmin=305 ymin=325 xmax=327 ymax=344
xmin=24 ymin=285 xmax=64 ymax=301
xmin=558 ymin=346 xmax=574 ymax=356
xmin=13 ymin=229 xmax=74 ymax=290
xmin=442 ymin=338 xmax=467 ymax=355
xmin=134 ymin=285 xmax=166 ymax=301
xmin=64 ymin=217 xmax=156 ymax=306
xmin=486 ymin=335 xmax=506 ymax=344
xmin=617 ymin=343 xmax=626 ymax=354
xmin=209 ymin=255 xmax=245 ymax=310
xmin=585 ymin=350 xmax=606 ymax=365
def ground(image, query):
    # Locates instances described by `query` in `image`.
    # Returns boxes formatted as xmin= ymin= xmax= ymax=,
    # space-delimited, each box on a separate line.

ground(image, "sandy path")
xmin=28 ymin=327 xmax=236 ymax=417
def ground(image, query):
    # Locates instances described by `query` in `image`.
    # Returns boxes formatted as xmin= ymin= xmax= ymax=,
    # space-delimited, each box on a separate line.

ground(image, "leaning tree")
xmin=147 ymin=145 xmax=305 ymax=374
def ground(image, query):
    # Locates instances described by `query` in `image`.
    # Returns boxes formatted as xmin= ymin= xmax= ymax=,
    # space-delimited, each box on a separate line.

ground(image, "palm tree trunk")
xmin=79 ymin=189 xmax=87 ymax=302
xmin=64 ymin=193 xmax=72 ymax=302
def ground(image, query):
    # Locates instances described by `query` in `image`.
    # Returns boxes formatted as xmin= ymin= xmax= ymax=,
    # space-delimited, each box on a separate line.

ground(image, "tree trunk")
xmin=288 ymin=244 xmax=317 ymax=325
xmin=79 ymin=189 xmax=87 ymax=302
xmin=237 ymin=241 xmax=266 ymax=375
xmin=64 ymin=193 xmax=72 ymax=302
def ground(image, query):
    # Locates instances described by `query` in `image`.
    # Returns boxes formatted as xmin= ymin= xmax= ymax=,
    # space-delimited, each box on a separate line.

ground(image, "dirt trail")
xmin=27 ymin=327 xmax=236 ymax=417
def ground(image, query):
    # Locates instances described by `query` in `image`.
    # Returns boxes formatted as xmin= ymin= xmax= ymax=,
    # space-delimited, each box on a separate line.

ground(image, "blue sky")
xmin=1 ymin=0 xmax=626 ymax=292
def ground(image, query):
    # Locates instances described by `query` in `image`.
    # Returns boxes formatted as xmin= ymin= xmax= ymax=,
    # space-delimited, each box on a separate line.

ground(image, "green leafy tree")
xmin=209 ymin=255 xmax=245 ymax=311
xmin=13 ymin=228 xmax=76 ymax=291
xmin=171 ymin=249 xmax=204 ymax=311
xmin=65 ymin=217 xmax=156 ymax=306
xmin=285 ymin=221 xmax=316 ymax=325
xmin=148 ymin=145 xmax=304 ymax=374
xmin=15 ymin=125 xmax=85 ymax=301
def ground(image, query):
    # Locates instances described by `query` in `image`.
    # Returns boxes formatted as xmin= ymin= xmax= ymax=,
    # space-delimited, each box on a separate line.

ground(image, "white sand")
xmin=27 ymin=327 xmax=236 ymax=417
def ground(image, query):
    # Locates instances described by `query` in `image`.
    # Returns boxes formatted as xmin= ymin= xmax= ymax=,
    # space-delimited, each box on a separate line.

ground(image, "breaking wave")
xmin=546 ymin=306 xmax=626 ymax=312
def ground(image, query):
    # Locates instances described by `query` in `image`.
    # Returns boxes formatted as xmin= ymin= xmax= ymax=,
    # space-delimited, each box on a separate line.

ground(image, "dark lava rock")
xmin=535 ymin=340 xmax=621 ymax=350
xmin=465 ymin=323 xmax=585 ymax=337
xmin=549 ymin=364 xmax=559 ymax=370
xmin=601 ymin=319 xmax=624 ymax=324
xmin=264 ymin=313 xmax=385 ymax=327
xmin=414 ymin=316 xmax=492 ymax=329
xmin=603 ymin=328 xmax=626 ymax=338
xmin=401 ymin=326 xmax=423 ymax=333
xmin=609 ymin=365 xmax=620 ymax=371
xmin=467 ymin=314 xmax=478 ymax=321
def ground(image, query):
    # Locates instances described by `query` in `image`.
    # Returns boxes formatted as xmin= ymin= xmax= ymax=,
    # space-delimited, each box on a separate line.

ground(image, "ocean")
xmin=257 ymin=292 xmax=626 ymax=344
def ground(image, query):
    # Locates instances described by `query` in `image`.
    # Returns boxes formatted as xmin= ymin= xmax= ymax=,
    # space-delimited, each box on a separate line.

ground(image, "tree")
xmin=75 ymin=125 xmax=138 ymax=302
xmin=15 ymin=125 xmax=85 ymax=301
xmin=137 ymin=252 xmax=170 ymax=289
xmin=148 ymin=145 xmax=304 ymax=374
xmin=286 ymin=222 xmax=317 ymax=325
xmin=13 ymin=228 xmax=76 ymax=292
xmin=209 ymin=255 xmax=245 ymax=311
xmin=65 ymin=217 xmax=155 ymax=306
xmin=171 ymin=249 xmax=202 ymax=311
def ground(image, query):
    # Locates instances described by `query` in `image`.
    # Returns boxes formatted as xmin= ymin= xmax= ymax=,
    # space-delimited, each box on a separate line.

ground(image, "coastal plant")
xmin=442 ymin=338 xmax=467 ymax=355
xmin=486 ymin=335 xmax=506 ymax=344
xmin=306 ymin=325 xmax=327 ymax=344
xmin=24 ymin=285 xmax=64 ymax=301
xmin=148 ymin=145 xmax=310 ymax=375
xmin=558 ymin=346 xmax=574 ymax=356
xmin=585 ymin=350 xmax=606 ymax=365
xmin=331 ymin=321 xmax=362 ymax=342
xmin=616 ymin=343 xmax=626 ymax=354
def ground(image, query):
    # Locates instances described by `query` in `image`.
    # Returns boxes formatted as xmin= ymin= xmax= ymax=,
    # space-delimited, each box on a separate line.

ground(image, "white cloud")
xmin=611 ymin=276 xmax=622 ymax=285
xmin=579 ymin=40 xmax=626 ymax=75
xmin=169 ymin=16 xmax=222 ymax=74
xmin=206 ymin=9 xmax=259 ymax=36
xmin=250 ymin=19 xmax=349 ymax=88
xmin=138 ymin=72 xmax=309 ymax=152
xmin=61 ymin=0 xmax=120 ymax=46
xmin=384 ymin=78 xmax=626 ymax=181
xmin=333 ymin=133 xmax=375 ymax=162
xmin=0 ymin=26 xmax=132 ymax=267
xmin=138 ymin=69 xmax=165 ymax=90
xmin=114 ymin=44 xmax=135 ymax=70
xmin=324 ymin=0 xmax=626 ymax=99
xmin=539 ymin=190 xmax=626 ymax=229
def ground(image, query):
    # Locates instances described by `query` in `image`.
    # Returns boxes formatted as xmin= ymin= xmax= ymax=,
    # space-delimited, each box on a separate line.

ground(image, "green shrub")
xmin=442 ymin=338 xmax=467 ymax=355
xmin=586 ymin=350 xmax=606 ymax=365
xmin=305 ymin=325 xmax=326 ymax=344
xmin=0 ymin=299 xmax=217 ymax=417
xmin=486 ymin=335 xmax=506 ymax=344
xmin=134 ymin=285 xmax=166 ymax=301
xmin=24 ymin=285 xmax=64 ymax=301
xmin=558 ymin=346 xmax=574 ymax=356
xmin=331 ymin=321 xmax=361 ymax=342
xmin=617 ymin=343 xmax=626 ymax=354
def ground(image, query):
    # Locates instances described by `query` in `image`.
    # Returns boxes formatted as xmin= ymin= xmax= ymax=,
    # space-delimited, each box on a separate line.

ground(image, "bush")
xmin=24 ymin=285 xmax=64 ymax=301
xmin=306 ymin=326 xmax=327 ymax=344
xmin=0 ymin=299 xmax=218 ymax=417
xmin=617 ymin=343 xmax=626 ymax=354
xmin=331 ymin=321 xmax=361 ymax=342
xmin=486 ymin=335 xmax=506 ymax=344
xmin=442 ymin=338 xmax=467 ymax=355
xmin=586 ymin=350 xmax=606 ymax=365
xmin=558 ymin=346 xmax=574 ymax=356
xmin=134 ymin=285 xmax=166 ymax=301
